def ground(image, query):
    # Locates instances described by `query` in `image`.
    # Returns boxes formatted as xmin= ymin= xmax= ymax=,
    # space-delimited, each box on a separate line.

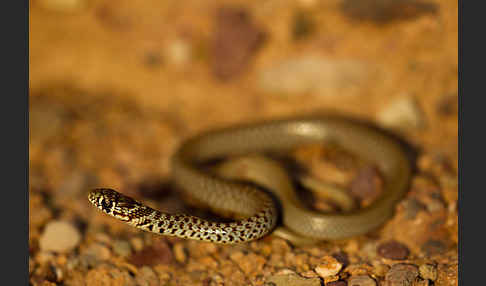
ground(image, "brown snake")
xmin=88 ymin=116 xmax=411 ymax=244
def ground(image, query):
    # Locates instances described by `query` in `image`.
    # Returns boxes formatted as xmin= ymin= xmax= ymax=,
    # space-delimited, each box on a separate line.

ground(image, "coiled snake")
xmin=88 ymin=116 xmax=411 ymax=244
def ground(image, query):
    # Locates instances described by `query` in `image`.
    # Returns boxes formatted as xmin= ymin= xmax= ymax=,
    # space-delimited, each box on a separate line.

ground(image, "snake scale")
xmin=88 ymin=116 xmax=411 ymax=244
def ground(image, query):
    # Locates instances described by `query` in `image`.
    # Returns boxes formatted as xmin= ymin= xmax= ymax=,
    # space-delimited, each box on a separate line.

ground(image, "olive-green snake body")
xmin=88 ymin=116 xmax=411 ymax=244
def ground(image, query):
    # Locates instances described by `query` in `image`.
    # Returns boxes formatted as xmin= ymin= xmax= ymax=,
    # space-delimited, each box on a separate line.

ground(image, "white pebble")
xmin=258 ymin=56 xmax=370 ymax=97
xmin=377 ymin=95 xmax=424 ymax=130
xmin=166 ymin=39 xmax=192 ymax=66
xmin=39 ymin=221 xmax=81 ymax=253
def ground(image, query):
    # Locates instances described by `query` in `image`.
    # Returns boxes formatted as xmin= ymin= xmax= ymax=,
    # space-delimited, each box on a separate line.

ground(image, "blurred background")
xmin=29 ymin=0 xmax=458 ymax=285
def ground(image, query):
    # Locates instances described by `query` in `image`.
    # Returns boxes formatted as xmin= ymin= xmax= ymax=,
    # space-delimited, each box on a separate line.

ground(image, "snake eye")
xmin=101 ymin=199 xmax=113 ymax=212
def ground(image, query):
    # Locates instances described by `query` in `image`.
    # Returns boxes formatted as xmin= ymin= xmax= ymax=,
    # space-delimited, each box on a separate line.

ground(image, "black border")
xmin=4 ymin=0 xmax=30 ymax=284
xmin=457 ymin=0 xmax=464 ymax=285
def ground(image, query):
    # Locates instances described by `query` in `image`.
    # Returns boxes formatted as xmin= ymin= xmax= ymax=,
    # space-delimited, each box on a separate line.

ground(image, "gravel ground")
xmin=29 ymin=0 xmax=457 ymax=285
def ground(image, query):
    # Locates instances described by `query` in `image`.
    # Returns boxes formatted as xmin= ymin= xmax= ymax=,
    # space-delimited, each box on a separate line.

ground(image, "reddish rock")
xmin=377 ymin=241 xmax=410 ymax=260
xmin=349 ymin=166 xmax=383 ymax=204
xmin=210 ymin=6 xmax=265 ymax=80
xmin=128 ymin=240 xmax=173 ymax=267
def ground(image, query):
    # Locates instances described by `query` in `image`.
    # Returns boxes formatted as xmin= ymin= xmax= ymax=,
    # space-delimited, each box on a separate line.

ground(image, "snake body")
xmin=88 ymin=116 xmax=411 ymax=244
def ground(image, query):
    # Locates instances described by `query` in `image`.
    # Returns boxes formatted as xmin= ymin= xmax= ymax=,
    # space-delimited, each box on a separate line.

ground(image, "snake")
xmin=88 ymin=116 xmax=411 ymax=244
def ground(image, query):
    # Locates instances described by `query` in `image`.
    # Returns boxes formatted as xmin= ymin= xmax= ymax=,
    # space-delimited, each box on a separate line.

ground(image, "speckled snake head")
xmin=88 ymin=188 xmax=143 ymax=222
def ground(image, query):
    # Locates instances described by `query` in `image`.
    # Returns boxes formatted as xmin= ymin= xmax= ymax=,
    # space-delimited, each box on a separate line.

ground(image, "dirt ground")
xmin=29 ymin=0 xmax=458 ymax=285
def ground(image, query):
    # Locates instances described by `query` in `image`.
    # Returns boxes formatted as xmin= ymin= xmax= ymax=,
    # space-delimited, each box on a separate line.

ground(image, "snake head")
xmin=88 ymin=188 xmax=143 ymax=222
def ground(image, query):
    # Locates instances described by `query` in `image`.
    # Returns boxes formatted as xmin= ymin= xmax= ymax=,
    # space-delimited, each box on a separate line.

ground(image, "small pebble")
xmin=166 ymin=39 xmax=192 ymax=67
xmin=301 ymin=270 xmax=319 ymax=278
xmin=323 ymin=275 xmax=340 ymax=284
xmin=348 ymin=275 xmax=376 ymax=286
xmin=275 ymin=268 xmax=296 ymax=275
xmin=384 ymin=263 xmax=419 ymax=286
xmin=82 ymin=243 xmax=111 ymax=261
xmin=129 ymin=240 xmax=173 ymax=266
xmin=198 ymin=256 xmax=219 ymax=270
xmin=315 ymin=256 xmax=343 ymax=278
xmin=372 ymin=263 xmax=390 ymax=277
xmin=94 ymin=233 xmax=112 ymax=244
xmin=418 ymin=264 xmax=437 ymax=281
xmin=85 ymin=266 xmax=136 ymax=286
xmin=292 ymin=10 xmax=315 ymax=41
xmin=267 ymin=272 xmax=321 ymax=286
xmin=31 ymin=279 xmax=57 ymax=286
xmin=377 ymin=241 xmax=410 ymax=260
xmin=78 ymin=254 xmax=99 ymax=269
xmin=35 ymin=251 xmax=55 ymax=265
xmin=39 ymin=221 xmax=81 ymax=253
xmin=271 ymin=239 xmax=292 ymax=254
xmin=377 ymin=96 xmax=424 ymax=130
xmin=130 ymin=237 xmax=144 ymax=252
xmin=113 ymin=240 xmax=132 ymax=257
xmin=414 ymin=279 xmax=430 ymax=286
xmin=362 ymin=242 xmax=378 ymax=260
xmin=349 ymin=166 xmax=383 ymax=205
xmin=402 ymin=198 xmax=426 ymax=220
xmin=346 ymin=264 xmax=374 ymax=276
xmin=210 ymin=7 xmax=265 ymax=80
xmin=422 ymin=195 xmax=446 ymax=212
xmin=173 ymin=243 xmax=187 ymax=263
xmin=230 ymin=252 xmax=266 ymax=276
xmin=135 ymin=266 xmax=159 ymax=286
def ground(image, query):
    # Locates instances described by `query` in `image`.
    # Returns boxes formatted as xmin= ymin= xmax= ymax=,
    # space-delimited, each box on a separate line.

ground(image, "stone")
xmin=166 ymin=39 xmax=192 ymax=67
xmin=129 ymin=240 xmax=173 ymax=266
xmin=135 ymin=266 xmax=159 ymax=286
xmin=267 ymin=272 xmax=321 ymax=286
xmin=418 ymin=264 xmax=437 ymax=281
xmin=230 ymin=252 xmax=266 ymax=276
xmin=402 ymin=198 xmax=426 ymax=220
xmin=130 ymin=237 xmax=144 ymax=252
xmin=39 ymin=221 xmax=81 ymax=253
xmin=258 ymin=57 xmax=369 ymax=97
xmin=85 ymin=265 xmax=136 ymax=286
xmin=82 ymin=243 xmax=111 ymax=261
xmin=384 ymin=264 xmax=419 ymax=286
xmin=377 ymin=96 xmax=424 ymax=130
xmin=348 ymin=275 xmax=376 ymax=286
xmin=173 ymin=243 xmax=187 ymax=263
xmin=210 ymin=7 xmax=265 ymax=80
xmin=349 ymin=166 xmax=383 ymax=204
xmin=113 ymin=240 xmax=132 ymax=257
xmin=315 ymin=256 xmax=343 ymax=278
xmin=377 ymin=241 xmax=410 ymax=260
